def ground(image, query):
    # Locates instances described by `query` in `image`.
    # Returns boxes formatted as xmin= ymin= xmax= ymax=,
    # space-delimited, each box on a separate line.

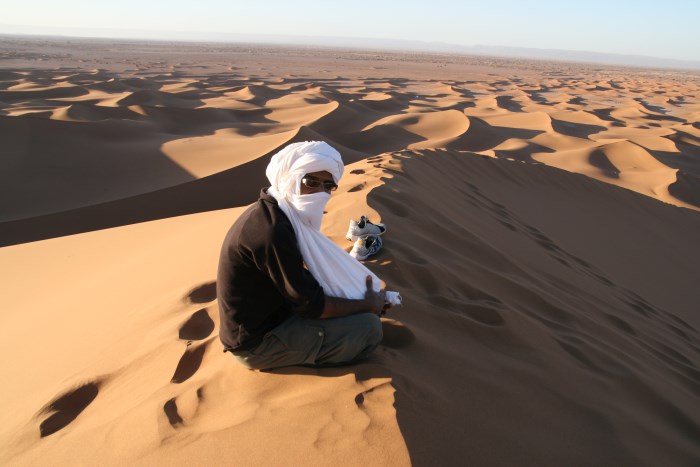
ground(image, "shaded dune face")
xmin=363 ymin=150 xmax=700 ymax=465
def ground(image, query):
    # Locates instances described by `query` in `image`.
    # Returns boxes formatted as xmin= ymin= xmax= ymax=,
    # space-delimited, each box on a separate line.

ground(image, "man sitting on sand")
xmin=217 ymin=141 xmax=388 ymax=370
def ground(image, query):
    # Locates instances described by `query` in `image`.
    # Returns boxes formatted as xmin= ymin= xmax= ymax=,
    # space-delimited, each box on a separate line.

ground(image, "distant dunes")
xmin=1 ymin=64 xmax=698 ymax=247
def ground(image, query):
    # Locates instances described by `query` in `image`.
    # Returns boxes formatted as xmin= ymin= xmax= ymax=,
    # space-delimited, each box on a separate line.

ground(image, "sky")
xmin=1 ymin=0 xmax=699 ymax=63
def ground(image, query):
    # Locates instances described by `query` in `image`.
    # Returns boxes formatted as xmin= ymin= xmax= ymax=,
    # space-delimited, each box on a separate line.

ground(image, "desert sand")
xmin=1 ymin=36 xmax=699 ymax=466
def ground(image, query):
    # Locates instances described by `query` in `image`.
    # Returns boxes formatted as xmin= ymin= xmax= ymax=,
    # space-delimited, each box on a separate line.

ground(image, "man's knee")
xmin=357 ymin=313 xmax=383 ymax=346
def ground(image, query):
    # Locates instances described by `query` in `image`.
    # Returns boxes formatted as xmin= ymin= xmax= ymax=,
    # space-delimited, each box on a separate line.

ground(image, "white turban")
xmin=265 ymin=141 xmax=395 ymax=303
xmin=266 ymin=141 xmax=344 ymax=198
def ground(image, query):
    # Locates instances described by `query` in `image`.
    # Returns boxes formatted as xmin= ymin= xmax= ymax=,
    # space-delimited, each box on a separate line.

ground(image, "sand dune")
xmin=1 ymin=38 xmax=699 ymax=466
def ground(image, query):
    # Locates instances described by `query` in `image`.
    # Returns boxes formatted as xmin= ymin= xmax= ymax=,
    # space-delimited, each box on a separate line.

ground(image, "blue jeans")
xmin=232 ymin=313 xmax=383 ymax=370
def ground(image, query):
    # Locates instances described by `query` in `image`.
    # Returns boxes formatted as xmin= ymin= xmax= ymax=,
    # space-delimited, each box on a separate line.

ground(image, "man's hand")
xmin=364 ymin=275 xmax=386 ymax=315
xmin=320 ymin=276 xmax=387 ymax=319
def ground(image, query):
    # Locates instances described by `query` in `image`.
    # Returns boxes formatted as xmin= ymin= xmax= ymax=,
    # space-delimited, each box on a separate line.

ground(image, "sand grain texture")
xmin=1 ymin=38 xmax=699 ymax=466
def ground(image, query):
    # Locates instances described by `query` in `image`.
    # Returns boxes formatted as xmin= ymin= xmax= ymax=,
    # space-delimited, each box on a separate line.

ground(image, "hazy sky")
xmin=2 ymin=0 xmax=699 ymax=62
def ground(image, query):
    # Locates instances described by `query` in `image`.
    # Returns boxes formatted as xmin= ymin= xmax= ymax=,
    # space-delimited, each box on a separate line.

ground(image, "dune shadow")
xmin=334 ymin=124 xmax=426 ymax=155
xmin=645 ymin=146 xmax=700 ymax=174
xmin=668 ymin=170 xmax=700 ymax=208
xmin=587 ymin=108 xmax=626 ymax=126
xmin=495 ymin=95 xmax=524 ymax=112
xmin=0 ymin=112 xmax=198 ymax=226
xmin=494 ymin=141 xmax=554 ymax=163
xmin=0 ymin=147 xmax=270 ymax=247
xmin=551 ymin=118 xmax=607 ymax=139
xmin=588 ymin=149 xmax=621 ymax=178
xmin=361 ymin=148 xmax=700 ymax=464
xmin=447 ymin=117 xmax=544 ymax=152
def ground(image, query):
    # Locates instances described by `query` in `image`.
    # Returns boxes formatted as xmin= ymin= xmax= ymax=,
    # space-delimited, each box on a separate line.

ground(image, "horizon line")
xmin=2 ymin=26 xmax=700 ymax=72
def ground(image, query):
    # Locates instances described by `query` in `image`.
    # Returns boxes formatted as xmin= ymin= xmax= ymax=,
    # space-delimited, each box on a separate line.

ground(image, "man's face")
xmin=300 ymin=170 xmax=337 ymax=195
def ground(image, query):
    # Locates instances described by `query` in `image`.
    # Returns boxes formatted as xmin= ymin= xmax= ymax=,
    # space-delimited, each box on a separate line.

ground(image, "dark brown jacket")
xmin=217 ymin=189 xmax=325 ymax=351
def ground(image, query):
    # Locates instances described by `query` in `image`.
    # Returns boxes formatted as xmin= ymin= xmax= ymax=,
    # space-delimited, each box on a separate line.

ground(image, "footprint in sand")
xmin=531 ymin=237 xmax=615 ymax=287
xmin=163 ymin=387 xmax=205 ymax=428
xmin=179 ymin=308 xmax=215 ymax=340
xmin=171 ymin=307 xmax=215 ymax=384
xmin=555 ymin=338 xmax=606 ymax=373
xmin=623 ymin=294 xmax=660 ymax=318
xmin=502 ymin=206 xmax=618 ymax=288
xmin=664 ymin=313 xmax=698 ymax=336
xmin=354 ymin=391 xmax=369 ymax=407
xmin=38 ymin=380 xmax=101 ymax=437
xmin=431 ymin=293 xmax=506 ymax=327
xmin=619 ymin=289 xmax=699 ymax=345
xmin=455 ymin=303 xmax=506 ymax=327
xmin=171 ymin=342 xmax=208 ymax=384
xmin=465 ymin=184 xmax=615 ymax=281
xmin=603 ymin=313 xmax=637 ymax=336
xmin=186 ymin=281 xmax=217 ymax=304
xmin=171 ymin=286 xmax=218 ymax=385
xmin=163 ymin=398 xmax=183 ymax=427
xmin=354 ymin=381 xmax=391 ymax=410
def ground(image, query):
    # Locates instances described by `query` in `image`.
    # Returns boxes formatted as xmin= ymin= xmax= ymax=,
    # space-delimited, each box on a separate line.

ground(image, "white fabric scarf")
xmin=266 ymin=141 xmax=400 ymax=304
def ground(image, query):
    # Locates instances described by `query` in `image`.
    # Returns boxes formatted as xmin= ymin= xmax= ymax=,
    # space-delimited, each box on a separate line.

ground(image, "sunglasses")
xmin=301 ymin=177 xmax=338 ymax=192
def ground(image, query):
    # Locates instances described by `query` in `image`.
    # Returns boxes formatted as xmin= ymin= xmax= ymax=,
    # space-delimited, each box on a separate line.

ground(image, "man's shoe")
xmin=346 ymin=215 xmax=386 ymax=242
xmin=350 ymin=235 xmax=383 ymax=260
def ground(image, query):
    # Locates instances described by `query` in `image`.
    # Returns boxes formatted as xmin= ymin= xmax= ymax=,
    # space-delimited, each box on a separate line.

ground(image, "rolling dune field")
xmin=1 ymin=38 xmax=699 ymax=466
